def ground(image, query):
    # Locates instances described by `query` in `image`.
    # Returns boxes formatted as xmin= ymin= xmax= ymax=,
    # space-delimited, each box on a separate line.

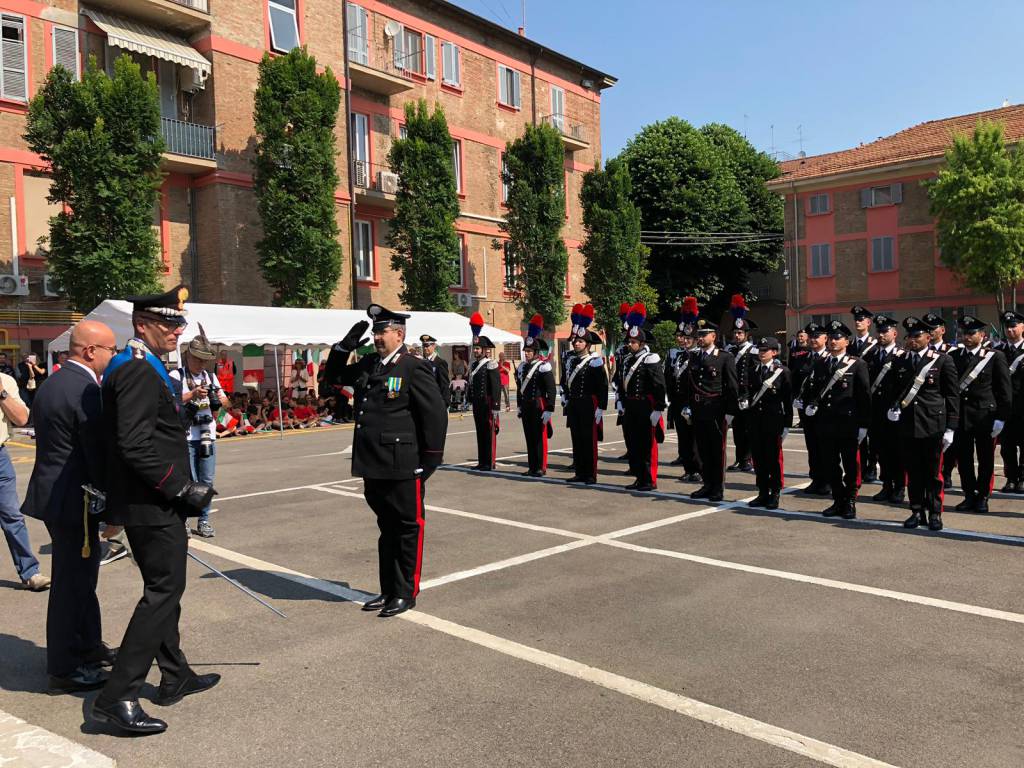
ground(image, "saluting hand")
xmin=337 ymin=320 xmax=370 ymax=352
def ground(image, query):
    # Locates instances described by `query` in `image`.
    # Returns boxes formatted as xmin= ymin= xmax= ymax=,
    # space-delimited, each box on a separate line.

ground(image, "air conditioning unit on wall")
xmin=456 ymin=293 xmax=473 ymax=308
xmin=378 ymin=171 xmax=400 ymax=195
xmin=0 ymin=274 xmax=29 ymax=296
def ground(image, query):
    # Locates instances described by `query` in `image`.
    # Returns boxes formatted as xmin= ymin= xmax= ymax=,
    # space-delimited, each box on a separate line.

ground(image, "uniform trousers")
xmin=693 ymin=409 xmax=727 ymax=492
xmin=623 ymin=403 xmax=657 ymax=486
xmin=817 ymin=417 xmax=860 ymax=502
xmin=363 ymin=477 xmax=426 ymax=599
xmin=520 ymin=405 xmax=548 ymax=474
xmin=732 ymin=412 xmax=751 ymax=465
xmin=748 ymin=421 xmax=784 ymax=493
xmin=471 ymin=402 xmax=496 ymax=469
xmin=567 ymin=401 xmax=599 ymax=480
xmin=44 ymin=517 xmax=101 ymax=676
xmin=97 ymin=521 xmax=189 ymax=705
xmin=802 ymin=413 xmax=824 ymax=485
xmin=998 ymin=414 xmax=1024 ymax=483
xmin=870 ymin=416 xmax=904 ymax=490
xmin=671 ymin=410 xmax=702 ymax=475
xmin=901 ymin=434 xmax=944 ymax=513
xmin=955 ymin=424 xmax=997 ymax=498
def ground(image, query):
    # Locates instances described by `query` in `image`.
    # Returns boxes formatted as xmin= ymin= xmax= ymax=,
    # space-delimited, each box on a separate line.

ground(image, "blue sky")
xmin=453 ymin=0 xmax=1024 ymax=160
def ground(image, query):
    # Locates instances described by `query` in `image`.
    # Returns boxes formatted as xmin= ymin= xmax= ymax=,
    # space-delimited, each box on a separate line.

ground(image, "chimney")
xmin=518 ymin=26 xmax=525 ymax=36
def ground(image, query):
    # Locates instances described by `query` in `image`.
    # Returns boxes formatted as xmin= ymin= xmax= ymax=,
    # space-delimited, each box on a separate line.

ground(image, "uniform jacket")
xmin=849 ymin=335 xmax=878 ymax=358
xmin=516 ymin=359 xmax=556 ymax=414
xmin=664 ymin=347 xmax=692 ymax=416
xmin=562 ymin=352 xmax=608 ymax=425
xmin=425 ymin=353 xmax=451 ymax=406
xmin=467 ymin=357 xmax=500 ymax=412
xmin=949 ymin=346 xmax=1012 ymax=430
xmin=745 ymin=360 xmax=793 ymax=431
xmin=804 ymin=353 xmax=870 ymax=428
xmin=101 ymin=342 xmax=191 ymax=526
xmin=21 ymin=363 xmax=105 ymax=526
xmin=890 ymin=349 xmax=959 ymax=438
xmin=325 ymin=345 xmax=446 ymax=480
xmin=619 ymin=349 xmax=666 ymax=412
xmin=684 ymin=347 xmax=738 ymax=419
xmin=864 ymin=344 xmax=906 ymax=419
xmin=996 ymin=340 xmax=1024 ymax=418
xmin=728 ymin=341 xmax=758 ymax=398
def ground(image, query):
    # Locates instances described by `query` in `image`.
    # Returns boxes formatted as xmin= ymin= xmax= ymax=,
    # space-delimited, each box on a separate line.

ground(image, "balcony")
xmin=353 ymin=160 xmax=398 ymax=210
xmin=347 ymin=38 xmax=415 ymax=96
xmin=541 ymin=114 xmax=590 ymax=152
xmin=83 ymin=0 xmax=210 ymax=35
xmin=161 ymin=117 xmax=217 ymax=174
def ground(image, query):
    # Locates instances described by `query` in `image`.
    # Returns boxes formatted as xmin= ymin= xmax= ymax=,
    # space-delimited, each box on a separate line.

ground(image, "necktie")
xmin=911 ymin=352 xmax=920 ymax=366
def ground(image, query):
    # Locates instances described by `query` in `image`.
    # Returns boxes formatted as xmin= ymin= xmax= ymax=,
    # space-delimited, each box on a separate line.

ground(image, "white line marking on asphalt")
xmin=300 ymin=446 xmax=352 ymax=457
xmin=186 ymin=538 xmax=896 ymax=768
xmin=0 ymin=710 xmax=116 ymax=768
xmin=216 ymin=481 xmax=343 ymax=502
xmin=418 ymin=539 xmax=596 ymax=591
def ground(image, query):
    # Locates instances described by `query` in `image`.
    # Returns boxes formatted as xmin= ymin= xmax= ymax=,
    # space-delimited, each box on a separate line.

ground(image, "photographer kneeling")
xmin=170 ymin=330 xmax=224 ymax=538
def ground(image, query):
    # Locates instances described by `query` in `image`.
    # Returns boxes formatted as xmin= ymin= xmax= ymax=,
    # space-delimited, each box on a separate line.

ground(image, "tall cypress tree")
xmin=387 ymin=100 xmax=460 ymax=310
xmin=253 ymin=47 xmax=341 ymax=307
xmin=25 ymin=55 xmax=165 ymax=312
xmin=501 ymin=123 xmax=568 ymax=330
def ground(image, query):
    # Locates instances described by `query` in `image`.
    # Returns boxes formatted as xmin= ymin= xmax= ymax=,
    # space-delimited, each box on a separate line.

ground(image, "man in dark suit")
xmin=744 ymin=337 xmax=793 ymax=509
xmin=889 ymin=317 xmax=959 ymax=530
xmin=22 ymin=321 xmax=117 ymax=694
xmin=949 ymin=314 xmax=1012 ymax=513
xmin=802 ymin=320 xmax=871 ymax=519
xmin=516 ymin=315 xmax=556 ymax=477
xmin=91 ymin=287 xmax=218 ymax=736
xmin=996 ymin=310 xmax=1024 ymax=492
xmin=420 ymin=334 xmax=450 ymax=407
xmin=325 ymin=304 xmax=447 ymax=618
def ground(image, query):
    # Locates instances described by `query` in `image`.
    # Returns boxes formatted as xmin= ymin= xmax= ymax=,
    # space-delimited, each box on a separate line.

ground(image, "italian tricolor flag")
xmin=243 ymin=344 xmax=264 ymax=385
xmin=217 ymin=411 xmax=238 ymax=431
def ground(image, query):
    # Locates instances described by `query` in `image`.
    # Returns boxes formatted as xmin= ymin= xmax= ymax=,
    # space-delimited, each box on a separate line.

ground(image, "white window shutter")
xmin=53 ymin=26 xmax=79 ymax=79
xmin=393 ymin=24 xmax=405 ymax=69
xmin=860 ymin=188 xmax=872 ymax=208
xmin=1 ymin=16 xmax=26 ymax=101
xmin=347 ymin=4 xmax=368 ymax=65
xmin=453 ymin=45 xmax=460 ymax=85
xmin=499 ymin=65 xmax=508 ymax=104
xmin=512 ymin=70 xmax=521 ymax=108
xmin=424 ymin=34 xmax=435 ymax=79
xmin=890 ymin=182 xmax=903 ymax=204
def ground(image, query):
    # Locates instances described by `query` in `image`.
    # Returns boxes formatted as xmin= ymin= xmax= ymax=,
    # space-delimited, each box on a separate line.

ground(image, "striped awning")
xmin=82 ymin=7 xmax=211 ymax=79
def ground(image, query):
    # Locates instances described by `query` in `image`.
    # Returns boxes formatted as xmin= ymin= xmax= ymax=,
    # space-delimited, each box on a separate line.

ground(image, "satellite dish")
xmin=384 ymin=20 xmax=401 ymax=38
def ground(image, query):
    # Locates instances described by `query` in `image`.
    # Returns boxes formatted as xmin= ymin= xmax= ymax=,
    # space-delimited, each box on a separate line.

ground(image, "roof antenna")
xmin=520 ymin=0 xmax=526 ymax=35
xmin=1003 ymin=97 xmax=1010 ymax=107
xmin=797 ymin=124 xmax=804 ymax=154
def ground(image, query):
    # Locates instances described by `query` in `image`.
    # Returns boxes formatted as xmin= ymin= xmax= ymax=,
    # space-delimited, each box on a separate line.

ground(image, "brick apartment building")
xmin=0 ymin=0 xmax=614 ymax=356
xmin=769 ymin=104 xmax=1024 ymax=340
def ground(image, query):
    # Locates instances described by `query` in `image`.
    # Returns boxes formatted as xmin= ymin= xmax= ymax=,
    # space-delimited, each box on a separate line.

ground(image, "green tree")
xmin=649 ymin=320 xmax=678 ymax=356
xmin=580 ymin=157 xmax=658 ymax=348
xmin=253 ymin=47 xmax=341 ymax=307
xmin=500 ymin=122 xmax=568 ymax=330
xmin=619 ymin=117 xmax=780 ymax=319
xmin=24 ymin=55 xmax=164 ymax=312
xmin=927 ymin=120 xmax=1024 ymax=313
xmin=387 ymin=100 xmax=460 ymax=310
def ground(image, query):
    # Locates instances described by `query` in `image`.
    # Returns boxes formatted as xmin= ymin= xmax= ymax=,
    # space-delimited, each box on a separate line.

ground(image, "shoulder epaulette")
xmin=645 ymin=353 xmax=661 ymax=365
xmin=589 ymin=357 xmax=604 ymax=368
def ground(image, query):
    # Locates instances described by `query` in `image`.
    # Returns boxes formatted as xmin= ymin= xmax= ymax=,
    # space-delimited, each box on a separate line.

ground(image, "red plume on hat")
xmin=626 ymin=302 xmax=646 ymax=329
xmin=618 ymin=302 xmax=630 ymax=321
xmin=579 ymin=303 xmax=595 ymax=329
xmin=469 ymin=312 xmax=484 ymax=339
xmin=680 ymin=296 xmax=699 ymax=324
xmin=729 ymin=293 xmax=748 ymax=320
xmin=527 ymin=314 xmax=543 ymax=340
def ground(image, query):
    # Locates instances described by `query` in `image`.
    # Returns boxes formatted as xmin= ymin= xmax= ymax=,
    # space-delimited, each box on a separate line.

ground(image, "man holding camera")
xmin=169 ymin=327 xmax=222 ymax=538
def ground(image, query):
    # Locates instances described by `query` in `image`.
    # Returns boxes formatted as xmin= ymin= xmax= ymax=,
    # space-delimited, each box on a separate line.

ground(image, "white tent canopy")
xmin=47 ymin=300 xmax=522 ymax=352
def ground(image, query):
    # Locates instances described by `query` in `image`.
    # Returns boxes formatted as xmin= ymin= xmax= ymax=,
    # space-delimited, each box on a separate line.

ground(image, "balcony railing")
xmin=166 ymin=0 xmax=208 ymax=11
xmin=541 ymin=114 xmax=588 ymax=146
xmin=346 ymin=36 xmax=415 ymax=95
xmin=161 ymin=117 xmax=215 ymax=160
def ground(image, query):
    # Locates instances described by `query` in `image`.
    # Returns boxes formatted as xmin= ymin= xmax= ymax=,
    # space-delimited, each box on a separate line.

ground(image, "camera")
xmin=198 ymin=431 xmax=214 ymax=459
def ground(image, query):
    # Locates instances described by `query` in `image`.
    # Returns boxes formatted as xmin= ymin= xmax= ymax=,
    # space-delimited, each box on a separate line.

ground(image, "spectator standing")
xmin=451 ymin=350 xmax=468 ymax=380
xmin=290 ymin=359 xmax=310 ymax=400
xmin=22 ymin=320 xmax=117 ymax=692
xmin=17 ymin=353 xmax=46 ymax=408
xmin=498 ymin=352 xmax=512 ymax=412
xmin=169 ymin=328 xmax=223 ymax=538
xmin=0 ymin=351 xmax=15 ymax=378
xmin=215 ymin=350 xmax=236 ymax=395
xmin=52 ymin=350 xmax=69 ymax=373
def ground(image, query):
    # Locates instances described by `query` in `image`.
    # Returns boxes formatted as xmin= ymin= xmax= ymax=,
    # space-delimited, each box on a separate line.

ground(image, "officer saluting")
xmin=419 ymin=334 xmax=450 ymax=407
xmin=467 ymin=313 xmax=501 ymax=471
xmin=726 ymin=295 xmax=757 ymax=473
xmin=802 ymin=320 xmax=870 ymax=519
xmin=619 ymin=303 xmax=666 ymax=491
xmin=324 ymin=304 xmax=447 ymax=617
xmin=744 ymin=336 xmax=792 ymax=509
xmin=686 ymin=317 xmax=738 ymax=502
xmin=665 ymin=297 xmax=702 ymax=483
xmin=91 ymin=287 xmax=218 ymax=736
xmin=949 ymin=314 xmax=1011 ymax=513
xmin=563 ymin=303 xmax=607 ymax=484
xmin=515 ymin=315 xmax=556 ymax=477
xmin=888 ymin=317 xmax=958 ymax=530
xmin=996 ymin=310 xmax=1024 ymax=493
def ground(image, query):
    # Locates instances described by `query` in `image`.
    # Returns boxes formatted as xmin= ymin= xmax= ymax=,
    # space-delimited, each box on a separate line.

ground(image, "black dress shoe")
xmin=975 ymin=496 xmax=989 ymax=514
xmin=903 ymin=509 xmax=923 ymax=529
xmin=726 ymin=462 xmax=743 ymax=471
xmin=566 ymin=476 xmax=585 ymax=484
xmin=690 ymin=486 xmax=710 ymax=499
xmin=1015 ymin=482 xmax=1024 ymax=494
xmin=822 ymin=502 xmax=841 ymax=517
xmin=942 ymin=476 xmax=952 ymax=490
xmin=379 ymin=597 xmax=415 ymax=618
xmin=863 ymin=470 xmax=878 ymax=484
xmin=747 ymin=494 xmax=768 ymax=508
xmin=687 ymin=472 xmax=704 ymax=483
xmin=765 ymin=491 xmax=780 ymax=510
xmin=955 ymin=496 xmax=976 ymax=512
xmin=872 ymin=486 xmax=892 ymax=502
xmin=738 ymin=462 xmax=754 ymax=473
xmin=670 ymin=457 xmax=686 ymax=466
xmin=362 ymin=594 xmax=389 ymax=611
xmin=635 ymin=483 xmax=655 ymax=492
xmin=154 ymin=672 xmax=221 ymax=706
xmin=48 ymin=665 xmax=108 ymax=695
xmin=81 ymin=643 xmax=118 ymax=669
xmin=889 ymin=487 xmax=906 ymax=504
xmin=583 ymin=477 xmax=597 ymax=485
xmin=1000 ymin=480 xmax=1017 ymax=493
xmin=841 ymin=501 xmax=857 ymax=520
xmin=707 ymin=490 xmax=724 ymax=502
xmin=91 ymin=699 xmax=167 ymax=735
xmin=624 ymin=480 xmax=640 ymax=490
xmin=928 ymin=511 xmax=943 ymax=531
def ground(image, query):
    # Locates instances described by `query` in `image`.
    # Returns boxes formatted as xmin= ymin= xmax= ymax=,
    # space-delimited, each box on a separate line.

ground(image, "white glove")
xmin=737 ymin=398 xmax=749 ymax=411
xmin=516 ymin=407 xmax=522 ymax=417
xmin=650 ymin=411 xmax=662 ymax=427
xmin=857 ymin=427 xmax=868 ymax=443
xmin=681 ymin=406 xmax=692 ymax=424
xmin=541 ymin=411 xmax=552 ymax=424
xmin=804 ymin=404 xmax=818 ymax=417
xmin=887 ymin=407 xmax=901 ymax=423
xmin=616 ymin=400 xmax=624 ymax=414
xmin=793 ymin=398 xmax=804 ymax=411
xmin=992 ymin=419 xmax=1005 ymax=438
xmin=942 ymin=429 xmax=955 ymax=451
xmin=560 ymin=393 xmax=567 ymax=406
xmin=595 ymin=408 xmax=603 ymax=424
xmin=781 ymin=428 xmax=789 ymax=441
xmin=491 ymin=410 xmax=500 ymax=421
xmin=725 ymin=414 xmax=734 ymax=426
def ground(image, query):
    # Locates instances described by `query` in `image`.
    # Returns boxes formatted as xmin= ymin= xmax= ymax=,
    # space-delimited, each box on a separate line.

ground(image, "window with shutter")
xmin=346 ymin=3 xmax=368 ymax=65
xmin=424 ymin=34 xmax=435 ymax=80
xmin=52 ymin=26 xmax=79 ymax=79
xmin=354 ymin=220 xmax=374 ymax=280
xmin=392 ymin=24 xmax=405 ymax=68
xmin=1 ymin=15 xmax=27 ymax=102
xmin=890 ymin=182 xmax=902 ymax=204
xmin=399 ymin=28 xmax=422 ymax=74
xmin=441 ymin=41 xmax=460 ymax=87
xmin=871 ymin=237 xmax=895 ymax=271
xmin=860 ymin=188 xmax=872 ymax=208
xmin=452 ymin=139 xmax=462 ymax=194
xmin=451 ymin=235 xmax=465 ymax=288
xmin=809 ymin=193 xmax=829 ymax=215
xmin=810 ymin=244 xmax=831 ymax=277
xmin=550 ymin=86 xmax=565 ymax=130
xmin=498 ymin=65 xmax=521 ymax=108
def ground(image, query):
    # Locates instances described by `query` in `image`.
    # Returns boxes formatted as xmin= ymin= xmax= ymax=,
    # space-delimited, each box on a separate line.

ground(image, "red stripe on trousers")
xmin=778 ymin=437 xmax=785 ymax=489
xmin=855 ymin=447 xmax=862 ymax=489
xmin=412 ymin=478 xmax=425 ymax=597
xmin=541 ymin=420 xmax=549 ymax=471
xmin=490 ymin=413 xmax=497 ymax=469
xmin=937 ymin=450 xmax=945 ymax=509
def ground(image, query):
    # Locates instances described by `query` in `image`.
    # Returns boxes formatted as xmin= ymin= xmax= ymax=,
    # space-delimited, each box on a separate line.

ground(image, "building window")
xmin=810 ymin=243 xmax=831 ymax=277
xmin=354 ymin=220 xmax=373 ymax=280
xmin=452 ymin=234 xmax=465 ymax=287
xmin=811 ymin=313 xmax=839 ymax=327
xmin=550 ymin=85 xmax=565 ymax=131
xmin=346 ymin=3 xmax=368 ymax=65
xmin=398 ymin=122 xmax=408 ymax=140
xmin=350 ymin=112 xmax=369 ymax=186
xmin=498 ymin=64 xmax=521 ymax=109
xmin=441 ymin=41 xmax=461 ymax=87
xmin=871 ymin=236 xmax=895 ymax=271
xmin=809 ymin=193 xmax=829 ymax=215
xmin=501 ymin=154 xmax=510 ymax=203
xmin=268 ymin=0 xmax=300 ymax=53
xmin=860 ymin=183 xmax=903 ymax=208
xmin=395 ymin=27 xmax=424 ymax=74
xmin=503 ymin=241 xmax=517 ymax=290
xmin=452 ymin=139 xmax=462 ymax=194
xmin=1 ymin=15 xmax=27 ymax=101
